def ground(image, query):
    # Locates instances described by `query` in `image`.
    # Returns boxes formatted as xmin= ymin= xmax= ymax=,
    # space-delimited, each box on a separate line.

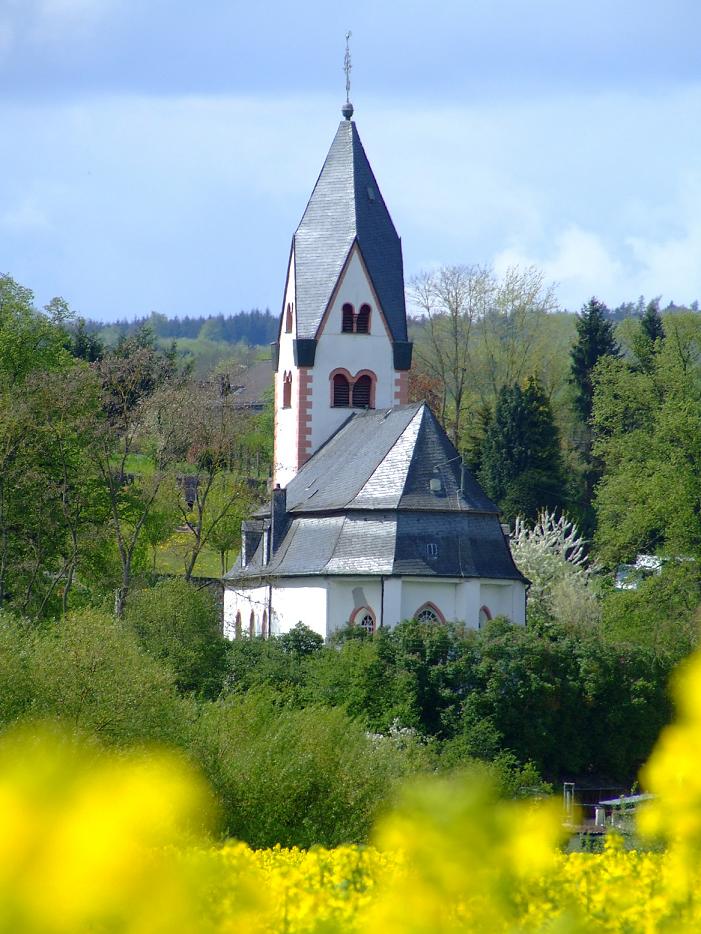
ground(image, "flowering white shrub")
xmin=510 ymin=510 xmax=600 ymax=629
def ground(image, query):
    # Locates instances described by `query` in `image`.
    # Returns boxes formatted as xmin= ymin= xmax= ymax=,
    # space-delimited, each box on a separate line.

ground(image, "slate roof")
xmin=292 ymin=119 xmax=408 ymax=343
xmin=226 ymin=403 xmax=526 ymax=584
xmin=284 ymin=404 xmax=497 ymax=514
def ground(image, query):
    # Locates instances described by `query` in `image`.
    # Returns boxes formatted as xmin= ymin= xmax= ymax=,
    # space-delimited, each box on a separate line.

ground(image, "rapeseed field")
xmin=4 ymin=646 xmax=701 ymax=932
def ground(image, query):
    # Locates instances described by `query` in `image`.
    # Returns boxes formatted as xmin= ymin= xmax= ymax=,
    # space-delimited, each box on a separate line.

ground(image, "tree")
xmin=409 ymin=265 xmax=492 ymax=446
xmin=510 ymin=511 xmax=600 ymax=631
xmin=479 ymin=378 xmax=566 ymax=522
xmin=92 ymin=336 xmax=183 ymax=616
xmin=157 ymin=380 xmax=255 ymax=580
xmin=125 ymin=579 xmax=228 ymax=699
xmin=409 ymin=265 xmax=558 ymax=452
xmin=593 ymin=330 xmax=701 ymax=565
xmin=570 ymin=297 xmax=620 ymax=422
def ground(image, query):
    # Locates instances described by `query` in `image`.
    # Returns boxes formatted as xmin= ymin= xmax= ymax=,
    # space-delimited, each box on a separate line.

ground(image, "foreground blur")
xmin=3 ymin=645 xmax=701 ymax=932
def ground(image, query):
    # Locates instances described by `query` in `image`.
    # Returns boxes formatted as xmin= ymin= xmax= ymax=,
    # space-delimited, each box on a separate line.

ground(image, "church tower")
xmin=272 ymin=102 xmax=413 ymax=488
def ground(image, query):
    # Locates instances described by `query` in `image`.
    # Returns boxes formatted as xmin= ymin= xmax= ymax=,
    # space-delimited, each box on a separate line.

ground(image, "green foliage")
xmin=0 ymin=609 xmax=190 ymax=747
xmin=593 ymin=327 xmax=701 ymax=563
xmin=192 ymin=691 xmax=421 ymax=847
xmin=570 ymin=297 xmax=620 ymax=421
xmin=601 ymin=562 xmax=701 ymax=659
xmin=125 ymin=578 xmax=227 ymax=699
xmin=479 ymin=378 xmax=566 ymax=522
xmin=279 ymin=622 xmax=324 ymax=657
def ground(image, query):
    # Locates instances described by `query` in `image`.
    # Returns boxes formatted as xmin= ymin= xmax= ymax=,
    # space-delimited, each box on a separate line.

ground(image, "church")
xmin=223 ymin=99 xmax=527 ymax=640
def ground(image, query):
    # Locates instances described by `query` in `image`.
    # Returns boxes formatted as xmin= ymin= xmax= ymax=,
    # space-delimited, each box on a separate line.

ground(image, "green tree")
xmin=570 ymin=297 xmax=620 ymax=422
xmin=125 ymin=579 xmax=227 ymax=699
xmin=479 ymin=378 xmax=566 ymax=522
xmin=593 ymin=330 xmax=701 ymax=564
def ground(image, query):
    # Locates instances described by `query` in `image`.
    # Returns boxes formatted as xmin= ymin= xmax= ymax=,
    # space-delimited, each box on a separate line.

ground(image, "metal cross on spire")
xmin=342 ymin=31 xmax=354 ymax=119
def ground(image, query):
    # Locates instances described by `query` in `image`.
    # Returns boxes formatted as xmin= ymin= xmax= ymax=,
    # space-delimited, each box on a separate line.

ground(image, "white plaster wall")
xmin=223 ymin=583 xmax=270 ymax=638
xmin=310 ymin=247 xmax=396 ymax=455
xmin=275 ymin=250 xmax=299 ymax=488
xmin=224 ymin=578 xmax=329 ymax=639
xmin=480 ymin=580 xmax=527 ymax=626
xmin=225 ymin=575 xmax=526 ymax=641
xmin=326 ymin=577 xmax=383 ymax=636
xmin=268 ymin=579 xmax=328 ymax=638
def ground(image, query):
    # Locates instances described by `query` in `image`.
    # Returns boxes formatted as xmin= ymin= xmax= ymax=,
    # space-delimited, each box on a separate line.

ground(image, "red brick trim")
xmin=414 ymin=601 xmax=447 ymax=624
xmin=297 ymin=367 xmax=313 ymax=467
xmin=394 ymin=371 xmax=408 ymax=404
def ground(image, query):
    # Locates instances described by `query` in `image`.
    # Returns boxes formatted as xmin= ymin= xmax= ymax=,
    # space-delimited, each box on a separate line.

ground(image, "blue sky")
xmin=1 ymin=0 xmax=701 ymax=321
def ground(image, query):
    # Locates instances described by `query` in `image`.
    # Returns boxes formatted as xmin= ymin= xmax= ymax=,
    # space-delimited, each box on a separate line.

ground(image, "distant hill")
xmin=86 ymin=309 xmax=278 ymax=347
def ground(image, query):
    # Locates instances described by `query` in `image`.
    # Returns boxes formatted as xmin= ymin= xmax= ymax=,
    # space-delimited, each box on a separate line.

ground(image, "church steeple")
xmin=273 ymin=112 xmax=412 ymax=488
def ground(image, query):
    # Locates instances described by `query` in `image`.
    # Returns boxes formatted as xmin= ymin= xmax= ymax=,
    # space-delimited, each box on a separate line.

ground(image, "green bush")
xmin=192 ymin=690 xmax=423 ymax=847
xmin=125 ymin=579 xmax=227 ymax=698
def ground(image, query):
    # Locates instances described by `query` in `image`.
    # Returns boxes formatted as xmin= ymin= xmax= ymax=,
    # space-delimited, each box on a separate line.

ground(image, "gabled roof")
xmin=284 ymin=403 xmax=498 ymax=514
xmin=293 ymin=119 xmax=408 ymax=343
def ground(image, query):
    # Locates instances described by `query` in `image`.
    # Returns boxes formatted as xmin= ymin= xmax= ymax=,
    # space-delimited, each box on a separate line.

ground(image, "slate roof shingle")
xmin=292 ymin=119 xmax=408 ymax=343
xmin=226 ymin=403 xmax=526 ymax=584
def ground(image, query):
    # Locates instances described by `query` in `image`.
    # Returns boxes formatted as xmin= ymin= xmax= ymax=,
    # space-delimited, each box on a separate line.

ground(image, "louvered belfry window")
xmin=352 ymin=374 xmax=372 ymax=408
xmin=333 ymin=373 xmax=350 ymax=406
xmin=355 ymin=304 xmax=371 ymax=333
xmin=342 ymin=303 xmax=355 ymax=332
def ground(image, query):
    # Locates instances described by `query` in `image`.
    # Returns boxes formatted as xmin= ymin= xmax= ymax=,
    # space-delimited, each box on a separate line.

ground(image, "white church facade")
xmin=223 ymin=103 xmax=527 ymax=640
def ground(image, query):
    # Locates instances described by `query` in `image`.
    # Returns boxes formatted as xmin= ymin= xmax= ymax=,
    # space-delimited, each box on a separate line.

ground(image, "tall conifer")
xmin=570 ymin=297 xmax=620 ymax=421
xmin=479 ymin=378 xmax=566 ymax=522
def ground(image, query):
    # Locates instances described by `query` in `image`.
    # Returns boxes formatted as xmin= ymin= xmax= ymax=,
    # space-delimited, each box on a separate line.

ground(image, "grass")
xmin=154 ymin=532 xmax=226 ymax=579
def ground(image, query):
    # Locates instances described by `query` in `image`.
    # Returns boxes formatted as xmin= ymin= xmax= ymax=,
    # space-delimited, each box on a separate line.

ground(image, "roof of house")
xmin=292 ymin=118 xmax=408 ymax=343
xmin=226 ymin=403 xmax=526 ymax=583
xmin=285 ymin=403 xmax=497 ymax=514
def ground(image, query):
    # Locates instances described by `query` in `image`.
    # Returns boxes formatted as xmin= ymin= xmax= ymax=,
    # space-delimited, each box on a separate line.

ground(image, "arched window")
xmin=356 ymin=304 xmax=371 ymax=333
xmin=285 ymin=303 xmax=293 ymax=333
xmin=478 ymin=606 xmax=492 ymax=630
xmin=414 ymin=602 xmax=444 ymax=625
xmin=249 ymin=610 xmax=255 ymax=637
xmin=342 ymin=303 xmax=355 ymax=333
xmin=352 ymin=374 xmax=372 ymax=408
xmin=262 ymin=609 xmax=268 ymax=638
xmin=282 ymin=371 xmax=292 ymax=408
xmin=333 ymin=373 xmax=350 ymax=407
xmin=235 ymin=611 xmax=242 ymax=639
xmin=350 ymin=606 xmax=376 ymax=635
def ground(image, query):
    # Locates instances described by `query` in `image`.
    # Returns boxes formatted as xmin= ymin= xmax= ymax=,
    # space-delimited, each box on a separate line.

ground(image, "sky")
xmin=1 ymin=0 xmax=701 ymax=321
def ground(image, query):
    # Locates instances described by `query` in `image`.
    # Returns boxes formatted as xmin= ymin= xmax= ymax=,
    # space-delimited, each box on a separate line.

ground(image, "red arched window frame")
xmin=262 ymin=609 xmax=268 ymax=638
xmin=332 ymin=372 xmax=351 ymax=407
xmin=249 ymin=610 xmax=255 ymax=637
xmin=355 ymin=304 xmax=371 ymax=333
xmin=350 ymin=605 xmax=376 ymax=635
xmin=285 ymin=303 xmax=293 ymax=333
xmin=235 ymin=611 xmax=242 ymax=639
xmin=478 ymin=605 xmax=492 ymax=629
xmin=342 ymin=303 xmax=355 ymax=333
xmin=413 ymin=602 xmax=446 ymax=625
xmin=282 ymin=371 xmax=292 ymax=408
xmin=330 ymin=369 xmax=376 ymax=409
xmin=352 ymin=373 xmax=373 ymax=408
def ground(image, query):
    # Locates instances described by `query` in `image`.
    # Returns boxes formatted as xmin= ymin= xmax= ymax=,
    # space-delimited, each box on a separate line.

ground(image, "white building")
xmin=223 ymin=102 xmax=526 ymax=640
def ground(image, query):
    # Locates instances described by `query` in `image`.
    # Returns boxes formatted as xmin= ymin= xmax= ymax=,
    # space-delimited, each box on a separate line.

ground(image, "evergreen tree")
xmin=479 ymin=378 xmax=566 ymax=523
xmin=632 ymin=299 xmax=665 ymax=373
xmin=570 ymin=297 xmax=620 ymax=421
xmin=640 ymin=298 xmax=665 ymax=344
